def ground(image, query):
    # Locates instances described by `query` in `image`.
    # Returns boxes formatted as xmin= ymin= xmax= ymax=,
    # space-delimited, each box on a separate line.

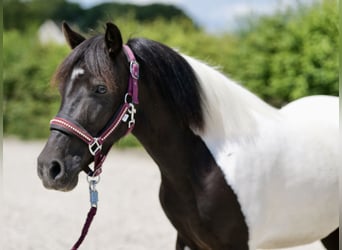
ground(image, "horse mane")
xmin=127 ymin=38 xmax=204 ymax=130
xmin=181 ymin=55 xmax=280 ymax=144
xmin=126 ymin=38 xmax=279 ymax=142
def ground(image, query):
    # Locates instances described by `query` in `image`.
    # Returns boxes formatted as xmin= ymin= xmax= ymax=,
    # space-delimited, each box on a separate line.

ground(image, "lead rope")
xmin=71 ymin=176 xmax=99 ymax=250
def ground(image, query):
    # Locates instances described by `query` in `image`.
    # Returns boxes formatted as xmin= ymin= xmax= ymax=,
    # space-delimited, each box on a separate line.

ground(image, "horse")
xmin=37 ymin=22 xmax=339 ymax=250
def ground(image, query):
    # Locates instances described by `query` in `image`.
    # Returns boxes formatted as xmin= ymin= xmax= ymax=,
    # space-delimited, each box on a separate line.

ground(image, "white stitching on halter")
xmin=50 ymin=118 xmax=93 ymax=143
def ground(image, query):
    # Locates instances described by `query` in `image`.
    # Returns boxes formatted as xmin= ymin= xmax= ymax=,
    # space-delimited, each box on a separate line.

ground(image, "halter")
xmin=50 ymin=45 xmax=139 ymax=177
xmin=50 ymin=45 xmax=139 ymax=250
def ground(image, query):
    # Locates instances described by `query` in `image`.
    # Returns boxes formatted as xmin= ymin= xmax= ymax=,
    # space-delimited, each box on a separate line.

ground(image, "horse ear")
xmin=62 ymin=22 xmax=86 ymax=49
xmin=105 ymin=22 xmax=123 ymax=57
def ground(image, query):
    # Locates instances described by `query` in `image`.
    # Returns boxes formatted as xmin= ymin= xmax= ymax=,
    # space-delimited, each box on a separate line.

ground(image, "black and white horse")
xmin=38 ymin=22 xmax=339 ymax=250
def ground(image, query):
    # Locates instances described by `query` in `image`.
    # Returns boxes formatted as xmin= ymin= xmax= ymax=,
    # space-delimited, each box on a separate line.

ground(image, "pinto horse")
xmin=38 ymin=22 xmax=339 ymax=250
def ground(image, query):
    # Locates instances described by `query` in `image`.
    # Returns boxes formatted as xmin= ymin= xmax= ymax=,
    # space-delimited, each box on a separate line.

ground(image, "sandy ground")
xmin=3 ymin=138 xmax=326 ymax=250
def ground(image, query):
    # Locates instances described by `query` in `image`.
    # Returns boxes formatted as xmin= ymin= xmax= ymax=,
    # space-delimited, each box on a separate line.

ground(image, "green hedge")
xmin=3 ymin=0 xmax=338 ymax=142
xmin=226 ymin=0 xmax=338 ymax=106
xmin=3 ymin=29 xmax=66 ymax=138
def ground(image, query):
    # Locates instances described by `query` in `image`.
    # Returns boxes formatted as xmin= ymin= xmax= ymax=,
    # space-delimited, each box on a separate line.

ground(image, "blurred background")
xmin=3 ymin=0 xmax=338 ymax=144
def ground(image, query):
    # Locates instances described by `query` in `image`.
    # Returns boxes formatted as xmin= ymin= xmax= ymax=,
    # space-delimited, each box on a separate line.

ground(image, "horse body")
xmin=38 ymin=23 xmax=339 ymax=250
xmin=131 ymin=51 xmax=339 ymax=248
xmin=187 ymin=53 xmax=339 ymax=249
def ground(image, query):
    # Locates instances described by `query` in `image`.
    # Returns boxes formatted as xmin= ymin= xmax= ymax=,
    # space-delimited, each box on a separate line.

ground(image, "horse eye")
xmin=95 ymin=85 xmax=107 ymax=94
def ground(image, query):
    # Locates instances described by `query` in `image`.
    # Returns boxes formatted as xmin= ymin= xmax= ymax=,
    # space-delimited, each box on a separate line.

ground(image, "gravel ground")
xmin=3 ymin=138 xmax=326 ymax=250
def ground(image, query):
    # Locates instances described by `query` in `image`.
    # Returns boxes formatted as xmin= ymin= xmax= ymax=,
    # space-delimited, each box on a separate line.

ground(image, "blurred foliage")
xmin=3 ymin=0 xmax=338 ymax=144
xmin=226 ymin=0 xmax=338 ymax=106
xmin=3 ymin=28 xmax=68 ymax=138
xmin=4 ymin=0 xmax=193 ymax=31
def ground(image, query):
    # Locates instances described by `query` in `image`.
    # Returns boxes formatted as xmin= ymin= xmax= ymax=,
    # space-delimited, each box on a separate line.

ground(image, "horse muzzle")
xmin=37 ymin=156 xmax=80 ymax=191
xmin=37 ymin=133 xmax=84 ymax=191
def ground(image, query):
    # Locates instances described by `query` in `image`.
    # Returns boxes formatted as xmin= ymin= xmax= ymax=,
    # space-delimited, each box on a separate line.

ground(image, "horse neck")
xmin=132 ymin=79 xmax=213 ymax=185
xmin=130 ymin=53 xmax=279 ymax=184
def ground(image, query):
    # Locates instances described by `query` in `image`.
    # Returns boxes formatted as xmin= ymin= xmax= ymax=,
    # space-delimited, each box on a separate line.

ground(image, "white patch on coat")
xmin=70 ymin=67 xmax=85 ymax=81
xmin=182 ymin=54 xmax=339 ymax=250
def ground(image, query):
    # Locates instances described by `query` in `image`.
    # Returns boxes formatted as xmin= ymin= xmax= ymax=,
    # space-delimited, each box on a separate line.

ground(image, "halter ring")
xmin=130 ymin=60 xmax=140 ymax=80
xmin=87 ymin=174 xmax=100 ymax=185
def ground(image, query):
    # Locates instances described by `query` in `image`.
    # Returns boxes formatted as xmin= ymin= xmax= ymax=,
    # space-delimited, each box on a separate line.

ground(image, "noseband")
xmin=50 ymin=45 xmax=139 ymax=177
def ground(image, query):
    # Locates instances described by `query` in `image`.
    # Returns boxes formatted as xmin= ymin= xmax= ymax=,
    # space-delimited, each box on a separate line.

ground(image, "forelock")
xmin=52 ymin=35 xmax=117 ymax=90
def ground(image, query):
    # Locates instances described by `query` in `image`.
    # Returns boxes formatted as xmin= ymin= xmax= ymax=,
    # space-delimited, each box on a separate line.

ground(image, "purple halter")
xmin=50 ymin=45 xmax=139 ymax=177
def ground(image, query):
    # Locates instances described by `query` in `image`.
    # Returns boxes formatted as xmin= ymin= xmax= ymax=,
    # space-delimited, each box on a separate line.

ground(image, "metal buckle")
xmin=88 ymin=138 xmax=102 ymax=156
xmin=127 ymin=103 xmax=136 ymax=128
xmin=130 ymin=60 xmax=139 ymax=80
xmin=122 ymin=95 xmax=136 ymax=128
xmin=87 ymin=174 xmax=100 ymax=184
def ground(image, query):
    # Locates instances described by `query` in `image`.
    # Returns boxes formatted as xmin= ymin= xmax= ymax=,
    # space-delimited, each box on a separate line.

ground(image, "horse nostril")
xmin=49 ymin=161 xmax=64 ymax=180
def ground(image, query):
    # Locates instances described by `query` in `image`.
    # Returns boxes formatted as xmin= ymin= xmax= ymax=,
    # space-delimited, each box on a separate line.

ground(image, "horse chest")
xmin=159 ymin=169 xmax=249 ymax=250
xmin=159 ymin=182 xmax=216 ymax=249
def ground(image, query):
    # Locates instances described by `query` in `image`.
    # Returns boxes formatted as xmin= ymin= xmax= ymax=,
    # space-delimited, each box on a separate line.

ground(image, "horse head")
xmin=37 ymin=22 xmax=133 ymax=191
